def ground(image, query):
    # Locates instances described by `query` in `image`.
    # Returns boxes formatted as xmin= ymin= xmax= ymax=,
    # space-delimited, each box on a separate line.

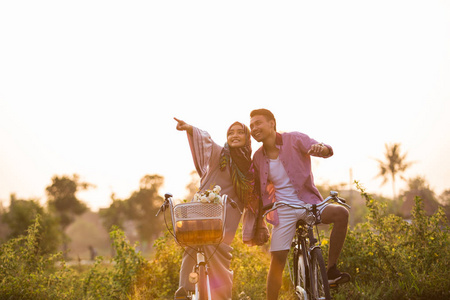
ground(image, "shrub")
xmin=230 ymin=232 xmax=270 ymax=299
xmin=0 ymin=220 xmax=149 ymax=300
xmin=83 ymin=226 xmax=147 ymax=299
xmin=140 ymin=231 xmax=184 ymax=299
xmin=0 ymin=216 xmax=79 ymax=299
xmin=328 ymin=183 xmax=450 ymax=300
xmin=2 ymin=188 xmax=449 ymax=300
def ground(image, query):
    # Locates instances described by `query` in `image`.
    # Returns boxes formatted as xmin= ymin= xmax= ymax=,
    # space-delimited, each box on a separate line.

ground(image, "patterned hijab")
xmin=219 ymin=122 xmax=256 ymax=207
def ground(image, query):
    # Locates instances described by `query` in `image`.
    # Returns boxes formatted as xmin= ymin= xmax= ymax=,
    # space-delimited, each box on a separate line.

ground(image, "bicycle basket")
xmin=173 ymin=202 xmax=224 ymax=245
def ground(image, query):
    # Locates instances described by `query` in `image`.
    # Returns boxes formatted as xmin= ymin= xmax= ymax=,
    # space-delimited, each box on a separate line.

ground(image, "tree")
xmin=376 ymin=143 xmax=414 ymax=200
xmin=2 ymin=194 xmax=61 ymax=254
xmin=99 ymin=193 xmax=128 ymax=232
xmin=100 ymin=174 xmax=165 ymax=251
xmin=46 ymin=174 xmax=92 ymax=229
xmin=400 ymin=176 xmax=440 ymax=218
xmin=438 ymin=189 xmax=450 ymax=222
xmin=439 ymin=189 xmax=450 ymax=206
xmin=46 ymin=174 xmax=93 ymax=255
xmin=3 ymin=194 xmax=43 ymax=237
xmin=126 ymin=174 xmax=164 ymax=246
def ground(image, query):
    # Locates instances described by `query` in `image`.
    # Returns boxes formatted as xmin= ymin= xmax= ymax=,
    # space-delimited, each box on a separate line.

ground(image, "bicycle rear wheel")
xmin=293 ymin=239 xmax=309 ymax=300
xmin=310 ymin=248 xmax=331 ymax=300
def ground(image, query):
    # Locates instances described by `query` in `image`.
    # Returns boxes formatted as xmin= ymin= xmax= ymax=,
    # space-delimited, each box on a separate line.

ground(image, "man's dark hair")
xmin=250 ymin=108 xmax=277 ymax=131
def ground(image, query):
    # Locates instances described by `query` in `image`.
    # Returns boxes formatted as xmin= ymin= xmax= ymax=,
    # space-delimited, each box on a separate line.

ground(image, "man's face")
xmin=250 ymin=115 xmax=273 ymax=142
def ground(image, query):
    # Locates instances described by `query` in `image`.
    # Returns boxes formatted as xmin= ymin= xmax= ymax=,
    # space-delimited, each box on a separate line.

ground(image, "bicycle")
xmin=156 ymin=192 xmax=241 ymax=300
xmin=262 ymin=191 xmax=350 ymax=300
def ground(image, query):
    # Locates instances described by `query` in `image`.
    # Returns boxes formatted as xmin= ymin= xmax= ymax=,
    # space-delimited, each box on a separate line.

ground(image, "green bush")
xmin=0 ymin=216 xmax=78 ymax=299
xmin=230 ymin=233 xmax=270 ymax=299
xmin=327 ymin=183 xmax=450 ymax=300
xmin=139 ymin=231 xmax=184 ymax=299
xmin=83 ymin=226 xmax=147 ymax=299
xmin=1 ymin=188 xmax=449 ymax=300
xmin=0 ymin=221 xmax=149 ymax=300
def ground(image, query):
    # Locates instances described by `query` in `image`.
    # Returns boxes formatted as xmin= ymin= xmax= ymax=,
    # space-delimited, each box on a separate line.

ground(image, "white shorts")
xmin=270 ymin=203 xmax=329 ymax=252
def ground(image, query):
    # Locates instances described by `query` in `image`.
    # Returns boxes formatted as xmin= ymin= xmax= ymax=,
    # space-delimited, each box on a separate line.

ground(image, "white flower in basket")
xmin=213 ymin=185 xmax=221 ymax=194
xmin=193 ymin=185 xmax=223 ymax=205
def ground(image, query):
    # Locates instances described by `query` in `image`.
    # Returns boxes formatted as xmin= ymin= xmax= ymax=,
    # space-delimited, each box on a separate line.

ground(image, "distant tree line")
xmin=0 ymin=173 xmax=166 ymax=257
xmin=1 ymin=143 xmax=449 ymax=257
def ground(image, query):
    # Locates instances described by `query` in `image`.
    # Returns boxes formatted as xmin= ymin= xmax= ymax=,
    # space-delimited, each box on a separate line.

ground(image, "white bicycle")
xmin=157 ymin=193 xmax=240 ymax=300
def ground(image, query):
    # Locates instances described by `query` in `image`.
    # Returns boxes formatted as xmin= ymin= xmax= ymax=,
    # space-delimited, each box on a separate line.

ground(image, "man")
xmin=249 ymin=109 xmax=350 ymax=300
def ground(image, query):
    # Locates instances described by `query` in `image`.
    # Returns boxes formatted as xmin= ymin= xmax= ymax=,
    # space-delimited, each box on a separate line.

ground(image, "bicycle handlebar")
xmin=155 ymin=193 xmax=173 ymax=217
xmin=262 ymin=191 xmax=351 ymax=218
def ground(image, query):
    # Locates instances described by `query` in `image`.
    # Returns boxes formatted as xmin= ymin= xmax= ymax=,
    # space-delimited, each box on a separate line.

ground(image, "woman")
xmin=173 ymin=117 xmax=262 ymax=300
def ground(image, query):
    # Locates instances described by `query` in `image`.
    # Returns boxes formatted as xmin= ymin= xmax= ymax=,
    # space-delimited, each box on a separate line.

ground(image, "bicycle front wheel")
xmin=310 ymin=248 xmax=331 ymax=300
xmin=293 ymin=239 xmax=309 ymax=300
xmin=197 ymin=263 xmax=208 ymax=300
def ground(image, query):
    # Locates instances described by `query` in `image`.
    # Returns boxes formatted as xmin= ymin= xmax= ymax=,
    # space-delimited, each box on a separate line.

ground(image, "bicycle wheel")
xmin=310 ymin=248 xmax=331 ymax=300
xmin=294 ymin=239 xmax=309 ymax=300
xmin=197 ymin=263 xmax=208 ymax=300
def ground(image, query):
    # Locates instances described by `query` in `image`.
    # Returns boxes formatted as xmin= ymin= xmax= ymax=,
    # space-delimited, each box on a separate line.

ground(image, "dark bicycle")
xmin=262 ymin=191 xmax=350 ymax=300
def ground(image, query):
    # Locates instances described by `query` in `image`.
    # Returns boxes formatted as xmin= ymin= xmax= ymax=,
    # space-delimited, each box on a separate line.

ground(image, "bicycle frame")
xmin=192 ymin=251 xmax=210 ymax=300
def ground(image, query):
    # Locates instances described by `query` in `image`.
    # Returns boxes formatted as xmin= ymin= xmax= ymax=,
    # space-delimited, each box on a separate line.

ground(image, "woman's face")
xmin=227 ymin=124 xmax=247 ymax=148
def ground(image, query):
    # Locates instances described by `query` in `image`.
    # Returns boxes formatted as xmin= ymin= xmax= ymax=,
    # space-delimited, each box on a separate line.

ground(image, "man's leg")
xmin=320 ymin=204 xmax=350 ymax=284
xmin=267 ymin=250 xmax=289 ymax=300
xmin=320 ymin=204 xmax=349 ymax=268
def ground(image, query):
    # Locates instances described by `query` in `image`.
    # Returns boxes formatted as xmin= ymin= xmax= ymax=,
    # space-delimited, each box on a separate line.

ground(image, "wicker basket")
xmin=173 ymin=202 xmax=224 ymax=245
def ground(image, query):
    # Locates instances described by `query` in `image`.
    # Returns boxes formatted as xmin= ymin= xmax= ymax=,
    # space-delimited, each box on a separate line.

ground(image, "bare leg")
xmin=267 ymin=250 xmax=289 ymax=300
xmin=320 ymin=204 xmax=349 ymax=269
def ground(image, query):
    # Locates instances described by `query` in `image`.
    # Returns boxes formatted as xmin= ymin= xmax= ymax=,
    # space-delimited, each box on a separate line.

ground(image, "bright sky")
xmin=1 ymin=1 xmax=449 ymax=211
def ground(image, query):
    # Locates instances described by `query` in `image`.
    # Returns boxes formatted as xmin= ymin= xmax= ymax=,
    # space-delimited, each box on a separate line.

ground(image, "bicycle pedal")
xmin=329 ymin=283 xmax=338 ymax=289
xmin=174 ymin=287 xmax=189 ymax=300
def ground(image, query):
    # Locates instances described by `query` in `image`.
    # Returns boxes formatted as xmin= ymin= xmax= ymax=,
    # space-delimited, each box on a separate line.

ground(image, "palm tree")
xmin=376 ymin=143 xmax=414 ymax=200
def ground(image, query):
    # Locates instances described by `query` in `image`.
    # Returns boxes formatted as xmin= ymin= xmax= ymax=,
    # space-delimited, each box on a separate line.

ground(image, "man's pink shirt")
xmin=252 ymin=132 xmax=333 ymax=225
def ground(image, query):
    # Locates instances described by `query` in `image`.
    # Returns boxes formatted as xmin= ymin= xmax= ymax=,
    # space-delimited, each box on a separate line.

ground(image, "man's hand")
xmin=308 ymin=143 xmax=329 ymax=157
xmin=174 ymin=117 xmax=193 ymax=134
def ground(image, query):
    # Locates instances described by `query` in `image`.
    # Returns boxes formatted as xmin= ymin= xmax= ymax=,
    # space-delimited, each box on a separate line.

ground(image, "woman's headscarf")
xmin=219 ymin=122 xmax=256 ymax=207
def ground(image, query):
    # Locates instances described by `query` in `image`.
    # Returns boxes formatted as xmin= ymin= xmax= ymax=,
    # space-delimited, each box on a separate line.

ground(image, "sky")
xmin=1 ymin=1 xmax=449 ymax=211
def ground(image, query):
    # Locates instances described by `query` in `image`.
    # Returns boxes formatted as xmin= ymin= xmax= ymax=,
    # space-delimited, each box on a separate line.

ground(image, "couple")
xmin=174 ymin=108 xmax=350 ymax=300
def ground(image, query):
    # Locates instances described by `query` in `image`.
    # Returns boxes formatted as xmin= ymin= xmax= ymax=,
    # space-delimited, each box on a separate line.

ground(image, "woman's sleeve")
xmin=187 ymin=127 xmax=214 ymax=178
